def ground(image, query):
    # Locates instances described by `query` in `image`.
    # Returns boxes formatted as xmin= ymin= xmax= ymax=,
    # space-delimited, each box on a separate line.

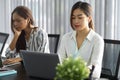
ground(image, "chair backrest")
xmin=101 ymin=39 xmax=120 ymax=80
xmin=48 ymin=34 xmax=60 ymax=53
xmin=115 ymin=51 xmax=120 ymax=78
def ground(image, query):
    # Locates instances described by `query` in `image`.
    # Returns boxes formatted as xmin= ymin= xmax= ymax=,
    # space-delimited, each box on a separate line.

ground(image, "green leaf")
xmin=54 ymin=56 xmax=90 ymax=80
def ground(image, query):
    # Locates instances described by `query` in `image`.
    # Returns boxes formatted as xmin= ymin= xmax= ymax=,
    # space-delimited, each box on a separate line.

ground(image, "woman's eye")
xmin=78 ymin=17 xmax=83 ymax=19
xmin=72 ymin=17 xmax=75 ymax=19
xmin=13 ymin=19 xmax=21 ymax=22
xmin=16 ymin=20 xmax=21 ymax=22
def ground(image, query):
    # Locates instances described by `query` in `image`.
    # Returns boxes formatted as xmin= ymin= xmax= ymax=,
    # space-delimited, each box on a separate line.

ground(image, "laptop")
xmin=20 ymin=50 xmax=60 ymax=79
xmin=0 ymin=32 xmax=9 ymax=68
xmin=0 ymin=32 xmax=9 ymax=55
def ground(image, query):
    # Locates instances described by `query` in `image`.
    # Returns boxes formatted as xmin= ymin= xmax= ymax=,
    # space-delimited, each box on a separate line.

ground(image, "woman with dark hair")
xmin=58 ymin=1 xmax=104 ymax=79
xmin=3 ymin=6 xmax=49 ymax=64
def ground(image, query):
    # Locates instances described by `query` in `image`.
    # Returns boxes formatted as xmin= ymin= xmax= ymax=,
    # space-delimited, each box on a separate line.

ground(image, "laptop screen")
xmin=20 ymin=50 xmax=60 ymax=79
xmin=0 ymin=56 xmax=3 ymax=68
xmin=0 ymin=32 xmax=9 ymax=55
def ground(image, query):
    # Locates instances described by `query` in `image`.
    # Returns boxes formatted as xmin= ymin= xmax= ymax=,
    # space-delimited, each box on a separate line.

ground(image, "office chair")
xmin=100 ymin=39 xmax=120 ymax=80
xmin=48 ymin=34 xmax=60 ymax=53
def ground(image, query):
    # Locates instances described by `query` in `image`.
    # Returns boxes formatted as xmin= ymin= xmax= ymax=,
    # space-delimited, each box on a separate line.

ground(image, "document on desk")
xmin=0 ymin=68 xmax=17 ymax=77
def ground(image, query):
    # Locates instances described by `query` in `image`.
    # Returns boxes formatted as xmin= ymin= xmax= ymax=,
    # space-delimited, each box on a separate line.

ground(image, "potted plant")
xmin=54 ymin=56 xmax=90 ymax=80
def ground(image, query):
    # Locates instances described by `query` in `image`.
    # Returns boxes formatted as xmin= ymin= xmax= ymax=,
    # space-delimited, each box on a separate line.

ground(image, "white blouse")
xmin=5 ymin=27 xmax=50 ymax=58
xmin=57 ymin=29 xmax=104 ymax=79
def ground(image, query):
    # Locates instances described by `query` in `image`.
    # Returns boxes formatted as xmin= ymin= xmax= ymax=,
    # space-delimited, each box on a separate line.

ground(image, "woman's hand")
xmin=3 ymin=58 xmax=22 ymax=65
xmin=13 ymin=27 xmax=21 ymax=36
xmin=9 ymin=27 xmax=22 ymax=50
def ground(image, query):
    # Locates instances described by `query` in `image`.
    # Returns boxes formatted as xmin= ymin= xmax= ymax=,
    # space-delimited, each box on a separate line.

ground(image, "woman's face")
xmin=72 ymin=8 xmax=90 ymax=31
xmin=12 ymin=12 xmax=29 ymax=31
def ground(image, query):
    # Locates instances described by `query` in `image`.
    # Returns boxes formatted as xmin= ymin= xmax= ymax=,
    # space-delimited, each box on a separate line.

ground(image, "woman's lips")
xmin=75 ymin=25 xmax=80 ymax=28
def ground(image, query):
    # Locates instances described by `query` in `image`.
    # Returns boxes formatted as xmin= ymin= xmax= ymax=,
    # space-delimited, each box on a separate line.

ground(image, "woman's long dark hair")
xmin=16 ymin=30 xmax=26 ymax=52
xmin=70 ymin=1 xmax=94 ymax=30
xmin=11 ymin=6 xmax=34 ymax=52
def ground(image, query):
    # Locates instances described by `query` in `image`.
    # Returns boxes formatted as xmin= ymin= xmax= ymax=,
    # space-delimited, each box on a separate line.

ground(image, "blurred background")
xmin=0 ymin=0 xmax=120 ymax=78
xmin=0 ymin=0 xmax=120 ymax=43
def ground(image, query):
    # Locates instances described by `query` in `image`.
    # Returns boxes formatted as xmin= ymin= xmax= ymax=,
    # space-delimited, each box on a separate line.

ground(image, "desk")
xmin=0 ymin=63 xmax=52 ymax=80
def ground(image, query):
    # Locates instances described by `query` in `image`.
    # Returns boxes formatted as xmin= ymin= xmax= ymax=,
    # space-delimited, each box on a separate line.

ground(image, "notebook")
xmin=0 ymin=69 xmax=17 ymax=77
xmin=0 ymin=63 xmax=17 ymax=77
xmin=20 ymin=50 xmax=60 ymax=79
